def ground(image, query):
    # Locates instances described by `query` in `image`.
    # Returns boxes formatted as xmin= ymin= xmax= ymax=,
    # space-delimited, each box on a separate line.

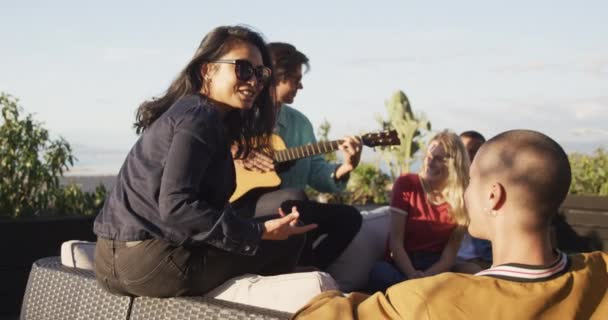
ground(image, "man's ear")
xmin=489 ymin=182 xmax=506 ymax=210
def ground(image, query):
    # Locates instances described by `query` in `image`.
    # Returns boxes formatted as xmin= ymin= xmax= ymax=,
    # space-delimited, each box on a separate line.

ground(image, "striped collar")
xmin=475 ymin=251 xmax=569 ymax=282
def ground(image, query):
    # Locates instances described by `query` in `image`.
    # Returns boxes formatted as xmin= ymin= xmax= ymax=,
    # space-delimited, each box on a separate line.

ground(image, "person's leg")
xmin=95 ymin=214 xmax=308 ymax=297
xmin=185 ymin=231 xmax=306 ymax=295
xmin=95 ymin=237 xmax=194 ymax=297
xmin=254 ymin=188 xmax=308 ymax=217
xmin=411 ymin=252 xmax=442 ymax=273
xmin=254 ymin=232 xmax=307 ymax=275
xmin=94 ymin=238 xmax=131 ymax=296
xmin=231 ymin=187 xmax=307 ymax=218
xmin=367 ymin=261 xmax=407 ymax=293
xmin=182 ymin=213 xmax=306 ymax=295
xmin=281 ymin=200 xmax=362 ymax=269
xmin=231 ymin=187 xmax=274 ymax=219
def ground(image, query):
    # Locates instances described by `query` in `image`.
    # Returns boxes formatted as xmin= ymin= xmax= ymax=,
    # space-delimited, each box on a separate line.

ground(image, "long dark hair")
xmin=134 ymin=25 xmax=275 ymax=158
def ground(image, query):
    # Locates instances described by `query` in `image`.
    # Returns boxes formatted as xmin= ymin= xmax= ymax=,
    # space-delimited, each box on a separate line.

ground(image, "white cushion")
xmin=326 ymin=206 xmax=391 ymax=292
xmin=205 ymin=271 xmax=338 ymax=313
xmin=60 ymin=240 xmax=338 ymax=313
xmin=61 ymin=240 xmax=96 ymax=270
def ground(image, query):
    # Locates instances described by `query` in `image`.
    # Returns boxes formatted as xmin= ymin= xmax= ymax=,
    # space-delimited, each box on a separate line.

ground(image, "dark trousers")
xmin=94 ymin=220 xmax=305 ymax=297
xmin=233 ymin=188 xmax=363 ymax=269
xmin=367 ymin=252 xmax=441 ymax=293
xmin=232 ymin=187 xmax=309 ymax=218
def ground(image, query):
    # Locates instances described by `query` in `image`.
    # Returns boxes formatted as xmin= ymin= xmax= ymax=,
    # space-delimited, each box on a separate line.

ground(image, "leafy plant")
xmin=305 ymin=118 xmax=393 ymax=204
xmin=0 ymin=93 xmax=106 ymax=218
xmin=376 ymin=91 xmax=431 ymax=180
xmin=304 ymin=119 xmax=348 ymax=203
xmin=569 ymin=147 xmax=608 ymax=196
xmin=316 ymin=118 xmax=337 ymax=163
xmin=346 ymin=163 xmax=391 ymax=204
xmin=55 ymin=184 xmax=108 ymax=216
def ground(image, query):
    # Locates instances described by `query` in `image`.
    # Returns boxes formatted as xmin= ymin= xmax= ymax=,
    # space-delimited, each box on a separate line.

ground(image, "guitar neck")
xmin=274 ymin=140 xmax=342 ymax=163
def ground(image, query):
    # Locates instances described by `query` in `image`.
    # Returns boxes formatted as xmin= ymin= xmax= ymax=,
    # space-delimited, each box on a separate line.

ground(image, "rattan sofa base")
xmin=20 ymin=257 xmax=292 ymax=320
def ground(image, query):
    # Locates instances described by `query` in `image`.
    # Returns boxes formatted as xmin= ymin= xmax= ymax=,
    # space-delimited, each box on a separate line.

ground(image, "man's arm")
xmin=307 ymin=135 xmax=362 ymax=192
xmin=292 ymin=287 xmax=430 ymax=320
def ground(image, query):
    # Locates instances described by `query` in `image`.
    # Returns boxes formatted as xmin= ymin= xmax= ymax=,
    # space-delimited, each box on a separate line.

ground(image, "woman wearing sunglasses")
xmin=93 ymin=25 xmax=317 ymax=298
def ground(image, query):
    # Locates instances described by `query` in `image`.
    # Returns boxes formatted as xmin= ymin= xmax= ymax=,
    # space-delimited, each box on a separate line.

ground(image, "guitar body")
xmin=230 ymin=135 xmax=286 ymax=203
xmin=229 ymin=129 xmax=399 ymax=203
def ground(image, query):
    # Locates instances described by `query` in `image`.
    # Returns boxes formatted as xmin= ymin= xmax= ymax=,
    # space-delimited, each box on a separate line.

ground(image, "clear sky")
xmin=1 ymin=0 xmax=607 ymax=174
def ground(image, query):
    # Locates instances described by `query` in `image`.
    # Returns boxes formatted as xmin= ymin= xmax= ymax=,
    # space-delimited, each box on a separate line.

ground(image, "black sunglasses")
xmin=209 ymin=59 xmax=272 ymax=85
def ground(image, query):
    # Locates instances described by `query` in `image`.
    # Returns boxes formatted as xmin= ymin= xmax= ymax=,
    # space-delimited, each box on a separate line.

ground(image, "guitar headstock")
xmin=361 ymin=130 xmax=400 ymax=147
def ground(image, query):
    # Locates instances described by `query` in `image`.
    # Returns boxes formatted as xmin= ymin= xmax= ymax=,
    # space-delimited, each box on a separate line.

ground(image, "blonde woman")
xmin=368 ymin=130 xmax=470 ymax=292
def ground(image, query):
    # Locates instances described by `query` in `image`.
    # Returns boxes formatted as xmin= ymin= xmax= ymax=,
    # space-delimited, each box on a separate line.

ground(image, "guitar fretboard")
xmin=274 ymin=140 xmax=342 ymax=163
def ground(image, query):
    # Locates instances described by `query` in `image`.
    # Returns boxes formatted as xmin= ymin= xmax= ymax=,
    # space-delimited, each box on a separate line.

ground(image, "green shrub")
xmin=346 ymin=163 xmax=391 ymax=205
xmin=376 ymin=90 xmax=431 ymax=180
xmin=304 ymin=163 xmax=391 ymax=205
xmin=569 ymin=148 xmax=608 ymax=196
xmin=0 ymin=93 xmax=106 ymax=218
xmin=306 ymin=118 xmax=394 ymax=205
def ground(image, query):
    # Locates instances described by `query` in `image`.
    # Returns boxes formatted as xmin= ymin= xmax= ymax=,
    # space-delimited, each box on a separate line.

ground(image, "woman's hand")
xmin=406 ymin=269 xmax=426 ymax=279
xmin=262 ymin=206 xmax=317 ymax=240
xmin=237 ymin=150 xmax=275 ymax=173
xmin=422 ymin=227 xmax=464 ymax=276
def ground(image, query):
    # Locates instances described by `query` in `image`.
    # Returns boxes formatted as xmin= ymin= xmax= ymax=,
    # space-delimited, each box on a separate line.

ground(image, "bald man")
xmin=293 ymin=130 xmax=607 ymax=320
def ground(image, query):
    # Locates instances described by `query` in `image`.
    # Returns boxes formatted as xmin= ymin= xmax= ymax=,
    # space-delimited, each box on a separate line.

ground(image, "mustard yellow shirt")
xmin=293 ymin=251 xmax=607 ymax=320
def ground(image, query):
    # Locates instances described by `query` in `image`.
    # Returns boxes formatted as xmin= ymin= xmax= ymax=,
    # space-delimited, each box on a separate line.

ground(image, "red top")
xmin=388 ymin=173 xmax=456 ymax=254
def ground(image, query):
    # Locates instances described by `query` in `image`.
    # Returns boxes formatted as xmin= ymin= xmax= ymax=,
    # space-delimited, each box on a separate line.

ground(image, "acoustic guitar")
xmin=230 ymin=130 xmax=400 ymax=202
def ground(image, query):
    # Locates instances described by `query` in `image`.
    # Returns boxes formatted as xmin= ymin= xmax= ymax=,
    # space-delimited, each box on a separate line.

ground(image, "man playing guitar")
xmin=232 ymin=42 xmax=363 ymax=270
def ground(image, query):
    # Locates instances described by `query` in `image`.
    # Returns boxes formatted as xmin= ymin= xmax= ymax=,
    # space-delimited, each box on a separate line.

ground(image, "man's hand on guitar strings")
xmin=261 ymin=206 xmax=317 ymax=240
xmin=335 ymin=135 xmax=363 ymax=178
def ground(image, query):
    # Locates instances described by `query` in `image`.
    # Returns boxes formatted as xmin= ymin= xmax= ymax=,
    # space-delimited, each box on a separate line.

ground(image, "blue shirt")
xmin=275 ymin=105 xmax=347 ymax=193
xmin=457 ymin=232 xmax=493 ymax=262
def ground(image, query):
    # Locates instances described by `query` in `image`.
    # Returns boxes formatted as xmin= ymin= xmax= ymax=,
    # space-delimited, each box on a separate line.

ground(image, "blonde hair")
xmin=421 ymin=130 xmax=470 ymax=227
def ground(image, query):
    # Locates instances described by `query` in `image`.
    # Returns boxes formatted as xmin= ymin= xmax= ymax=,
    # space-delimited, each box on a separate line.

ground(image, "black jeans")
xmin=94 ymin=220 xmax=305 ymax=297
xmin=283 ymin=200 xmax=362 ymax=269
xmin=232 ymin=187 xmax=308 ymax=218
xmin=233 ymin=188 xmax=363 ymax=269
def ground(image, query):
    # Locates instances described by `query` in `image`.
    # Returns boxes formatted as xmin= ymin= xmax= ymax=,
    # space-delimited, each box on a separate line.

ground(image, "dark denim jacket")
xmin=94 ymin=95 xmax=263 ymax=256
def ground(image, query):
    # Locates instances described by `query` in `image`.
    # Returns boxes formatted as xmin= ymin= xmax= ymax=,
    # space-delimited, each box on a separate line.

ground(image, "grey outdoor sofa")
xmin=20 ymin=207 xmax=397 ymax=319
xmin=20 ymin=257 xmax=292 ymax=320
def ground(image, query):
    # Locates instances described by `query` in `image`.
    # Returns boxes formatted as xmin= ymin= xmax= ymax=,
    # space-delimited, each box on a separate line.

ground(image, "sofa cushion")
xmin=326 ymin=206 xmax=391 ymax=292
xmin=60 ymin=240 xmax=337 ymax=313
xmin=206 ymin=271 xmax=338 ymax=313
xmin=60 ymin=240 xmax=96 ymax=270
